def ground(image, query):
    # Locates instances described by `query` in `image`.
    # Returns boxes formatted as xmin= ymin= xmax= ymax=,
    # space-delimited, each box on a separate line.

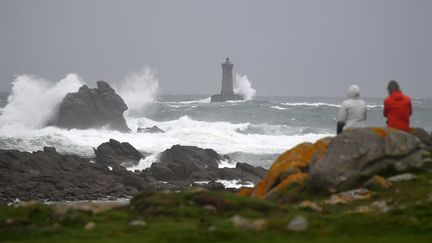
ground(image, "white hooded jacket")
xmin=337 ymin=85 xmax=367 ymax=130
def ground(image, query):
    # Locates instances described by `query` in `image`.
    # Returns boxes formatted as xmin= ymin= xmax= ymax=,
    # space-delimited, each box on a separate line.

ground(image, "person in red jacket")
xmin=383 ymin=80 xmax=412 ymax=132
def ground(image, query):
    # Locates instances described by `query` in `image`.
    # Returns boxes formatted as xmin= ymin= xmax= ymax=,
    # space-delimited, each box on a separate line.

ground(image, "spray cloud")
xmin=0 ymin=74 xmax=83 ymax=129
xmin=115 ymin=67 xmax=159 ymax=117
xmin=234 ymin=74 xmax=256 ymax=100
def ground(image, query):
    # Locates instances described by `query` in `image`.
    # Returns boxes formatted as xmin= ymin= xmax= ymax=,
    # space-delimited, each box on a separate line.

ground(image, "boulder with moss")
xmin=247 ymin=137 xmax=332 ymax=199
xmin=308 ymin=128 xmax=423 ymax=193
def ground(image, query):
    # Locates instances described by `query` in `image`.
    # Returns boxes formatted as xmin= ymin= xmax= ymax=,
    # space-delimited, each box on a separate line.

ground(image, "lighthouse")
xmin=211 ymin=58 xmax=243 ymax=102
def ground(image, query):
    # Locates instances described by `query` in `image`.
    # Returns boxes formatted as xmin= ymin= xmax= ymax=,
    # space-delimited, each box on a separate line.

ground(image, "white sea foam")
xmin=114 ymin=67 xmax=159 ymax=116
xmin=270 ymin=105 xmax=287 ymax=110
xmin=218 ymin=159 xmax=237 ymax=169
xmin=0 ymin=115 xmax=331 ymax=157
xmin=194 ymin=180 xmax=254 ymax=189
xmin=234 ymin=74 xmax=256 ymax=100
xmin=281 ymin=102 xmax=383 ymax=109
xmin=281 ymin=102 xmax=341 ymax=108
xmin=176 ymin=97 xmax=211 ymax=104
xmin=0 ymin=74 xmax=83 ymax=129
xmin=126 ymin=154 xmax=159 ymax=171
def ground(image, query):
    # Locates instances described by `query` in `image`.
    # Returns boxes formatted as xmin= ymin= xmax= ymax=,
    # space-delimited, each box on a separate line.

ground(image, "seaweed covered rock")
xmin=49 ymin=81 xmax=130 ymax=132
xmin=249 ymin=137 xmax=332 ymax=199
xmin=308 ymin=128 xmax=423 ymax=193
xmin=94 ymin=139 xmax=144 ymax=167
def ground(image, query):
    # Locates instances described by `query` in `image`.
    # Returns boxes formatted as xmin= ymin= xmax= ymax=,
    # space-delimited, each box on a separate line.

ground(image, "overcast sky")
xmin=1 ymin=0 xmax=431 ymax=98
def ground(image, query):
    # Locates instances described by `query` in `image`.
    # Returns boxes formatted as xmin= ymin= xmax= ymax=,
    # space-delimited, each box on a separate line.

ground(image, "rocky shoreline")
xmin=0 ymin=140 xmax=267 ymax=205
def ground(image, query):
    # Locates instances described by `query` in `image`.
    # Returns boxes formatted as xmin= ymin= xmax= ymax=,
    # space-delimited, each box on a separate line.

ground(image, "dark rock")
xmin=308 ymin=128 xmax=423 ymax=193
xmin=111 ymin=165 xmax=128 ymax=176
xmin=94 ymin=139 xmax=144 ymax=167
xmin=49 ymin=81 xmax=130 ymax=132
xmin=137 ymin=126 xmax=165 ymax=134
xmin=203 ymin=180 xmax=225 ymax=191
xmin=43 ymin=147 xmax=57 ymax=153
xmin=148 ymin=145 xmax=220 ymax=180
xmin=144 ymin=145 xmax=267 ymax=184
xmin=0 ymin=147 xmax=148 ymax=205
xmin=123 ymin=175 xmax=147 ymax=191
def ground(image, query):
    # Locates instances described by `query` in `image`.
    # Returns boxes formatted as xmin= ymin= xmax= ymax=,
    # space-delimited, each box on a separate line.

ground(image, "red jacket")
xmin=383 ymin=91 xmax=412 ymax=132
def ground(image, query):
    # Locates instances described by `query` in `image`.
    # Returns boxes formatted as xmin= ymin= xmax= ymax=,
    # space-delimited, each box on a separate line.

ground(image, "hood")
xmin=347 ymin=85 xmax=360 ymax=99
xmin=390 ymin=91 xmax=404 ymax=100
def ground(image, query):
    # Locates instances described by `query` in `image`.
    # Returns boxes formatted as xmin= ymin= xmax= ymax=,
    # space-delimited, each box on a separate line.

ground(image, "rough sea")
xmin=1 ymin=88 xmax=431 ymax=170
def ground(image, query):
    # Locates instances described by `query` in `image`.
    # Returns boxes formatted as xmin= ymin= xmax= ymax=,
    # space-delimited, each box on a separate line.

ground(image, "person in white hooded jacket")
xmin=336 ymin=85 xmax=367 ymax=134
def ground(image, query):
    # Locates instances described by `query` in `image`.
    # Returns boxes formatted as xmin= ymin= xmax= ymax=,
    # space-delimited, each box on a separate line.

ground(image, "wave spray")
xmin=234 ymin=74 xmax=256 ymax=100
xmin=0 ymin=74 xmax=83 ymax=129
xmin=115 ymin=67 xmax=159 ymax=117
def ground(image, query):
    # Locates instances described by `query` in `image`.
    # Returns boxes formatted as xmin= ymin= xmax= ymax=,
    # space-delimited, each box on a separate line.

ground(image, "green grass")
xmin=1 ymin=172 xmax=432 ymax=242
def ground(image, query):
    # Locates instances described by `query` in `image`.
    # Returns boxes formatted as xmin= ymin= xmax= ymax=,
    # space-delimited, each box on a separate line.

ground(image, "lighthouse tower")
xmin=211 ymin=58 xmax=243 ymax=102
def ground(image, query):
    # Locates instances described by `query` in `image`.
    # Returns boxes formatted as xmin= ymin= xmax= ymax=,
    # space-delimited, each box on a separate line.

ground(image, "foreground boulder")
xmin=246 ymin=137 xmax=331 ymax=199
xmin=308 ymin=128 xmax=423 ymax=193
xmin=94 ymin=139 xmax=144 ymax=167
xmin=49 ymin=81 xmax=130 ymax=132
xmin=244 ymin=127 xmax=427 ymax=200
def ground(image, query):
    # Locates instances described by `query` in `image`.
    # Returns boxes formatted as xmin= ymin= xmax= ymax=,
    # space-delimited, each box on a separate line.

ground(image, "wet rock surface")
xmin=48 ymin=81 xmax=130 ymax=132
xmin=0 ymin=147 xmax=146 ymax=205
xmin=143 ymin=145 xmax=267 ymax=183
xmin=0 ymin=143 xmax=267 ymax=205
xmin=94 ymin=139 xmax=144 ymax=167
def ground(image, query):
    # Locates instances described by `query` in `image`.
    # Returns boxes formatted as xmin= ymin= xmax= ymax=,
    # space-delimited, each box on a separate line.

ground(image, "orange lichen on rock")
xmin=251 ymin=137 xmax=331 ymax=199
xmin=371 ymin=127 xmax=389 ymax=138
xmin=238 ymin=187 xmax=254 ymax=197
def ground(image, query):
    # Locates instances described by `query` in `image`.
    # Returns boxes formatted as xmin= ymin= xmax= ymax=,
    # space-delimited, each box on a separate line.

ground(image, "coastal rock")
xmin=410 ymin=127 xmax=432 ymax=147
xmin=146 ymin=145 xmax=220 ymax=180
xmin=137 ymin=126 xmax=165 ymax=134
xmin=94 ymin=139 xmax=144 ymax=167
xmin=144 ymin=145 xmax=267 ymax=183
xmin=250 ymin=137 xmax=331 ymax=199
xmin=217 ymin=162 xmax=267 ymax=183
xmin=0 ymin=147 xmax=146 ymax=205
xmin=49 ymin=81 xmax=130 ymax=132
xmin=308 ymin=128 xmax=422 ymax=193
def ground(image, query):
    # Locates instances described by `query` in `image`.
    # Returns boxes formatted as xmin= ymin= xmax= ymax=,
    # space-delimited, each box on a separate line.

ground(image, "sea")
xmin=0 ymin=74 xmax=431 ymax=170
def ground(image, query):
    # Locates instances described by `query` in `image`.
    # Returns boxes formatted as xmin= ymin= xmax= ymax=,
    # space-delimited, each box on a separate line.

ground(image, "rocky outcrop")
xmin=0 ymin=147 xmax=148 ymax=205
xmin=137 ymin=126 xmax=165 ymax=134
xmin=49 ymin=81 xmax=130 ymax=132
xmin=244 ymin=127 xmax=427 ymax=200
xmin=94 ymin=139 xmax=144 ymax=167
xmin=143 ymin=145 xmax=267 ymax=183
xmin=246 ymin=137 xmax=332 ymax=199
xmin=145 ymin=145 xmax=221 ymax=180
xmin=217 ymin=162 xmax=268 ymax=183
xmin=308 ymin=128 xmax=423 ymax=193
xmin=0 ymin=140 xmax=269 ymax=205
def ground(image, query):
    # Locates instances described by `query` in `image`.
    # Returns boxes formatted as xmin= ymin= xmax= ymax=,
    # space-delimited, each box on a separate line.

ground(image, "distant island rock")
xmin=49 ymin=81 xmax=130 ymax=132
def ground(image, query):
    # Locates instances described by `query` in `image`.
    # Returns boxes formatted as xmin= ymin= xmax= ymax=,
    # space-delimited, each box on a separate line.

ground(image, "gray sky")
xmin=1 ymin=0 xmax=431 ymax=98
